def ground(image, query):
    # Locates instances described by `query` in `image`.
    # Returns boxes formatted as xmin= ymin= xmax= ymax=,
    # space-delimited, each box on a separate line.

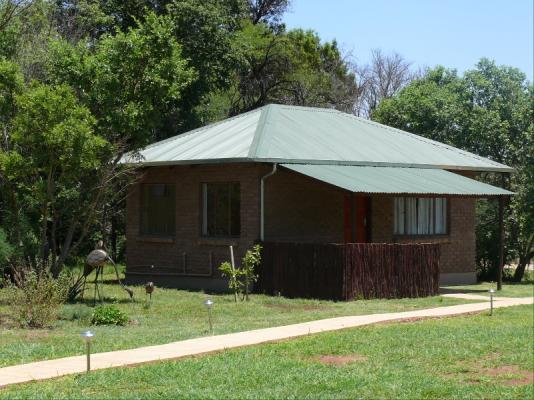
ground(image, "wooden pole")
xmin=497 ymin=195 xmax=504 ymax=290
xmin=497 ymin=172 xmax=509 ymax=291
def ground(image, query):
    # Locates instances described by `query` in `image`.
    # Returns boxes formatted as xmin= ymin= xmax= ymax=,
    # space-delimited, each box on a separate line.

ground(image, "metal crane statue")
xmin=83 ymin=241 xmax=134 ymax=303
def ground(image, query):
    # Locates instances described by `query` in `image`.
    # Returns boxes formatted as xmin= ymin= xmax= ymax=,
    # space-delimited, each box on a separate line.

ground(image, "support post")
xmin=497 ymin=195 xmax=504 ymax=291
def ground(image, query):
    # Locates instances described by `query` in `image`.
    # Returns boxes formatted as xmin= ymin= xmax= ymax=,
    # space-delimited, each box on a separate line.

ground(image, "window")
xmin=394 ymin=197 xmax=447 ymax=235
xmin=202 ymin=183 xmax=240 ymax=237
xmin=140 ymin=184 xmax=176 ymax=236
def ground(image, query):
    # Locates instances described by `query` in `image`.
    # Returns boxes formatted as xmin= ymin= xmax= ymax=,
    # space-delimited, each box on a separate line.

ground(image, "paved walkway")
xmin=0 ymin=295 xmax=532 ymax=388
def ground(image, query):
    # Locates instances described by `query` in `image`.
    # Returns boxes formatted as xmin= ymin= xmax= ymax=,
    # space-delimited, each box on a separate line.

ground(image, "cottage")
xmin=123 ymin=104 xmax=512 ymax=295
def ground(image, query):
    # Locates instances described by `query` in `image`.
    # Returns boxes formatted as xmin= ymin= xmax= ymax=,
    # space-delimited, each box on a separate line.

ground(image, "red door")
xmin=344 ymin=194 xmax=370 ymax=243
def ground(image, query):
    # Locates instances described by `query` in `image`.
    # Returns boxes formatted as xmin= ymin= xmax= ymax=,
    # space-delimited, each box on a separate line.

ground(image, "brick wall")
xmin=126 ymin=163 xmax=263 ymax=288
xmin=370 ymin=196 xmax=476 ymax=274
xmin=263 ymin=167 xmax=345 ymax=243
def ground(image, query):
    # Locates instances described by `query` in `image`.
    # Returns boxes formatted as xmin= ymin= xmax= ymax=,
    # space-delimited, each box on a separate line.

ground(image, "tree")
xmin=221 ymin=22 xmax=357 ymax=116
xmin=352 ymin=49 xmax=418 ymax=118
xmin=248 ymin=0 xmax=290 ymax=24
xmin=0 ymin=83 xmax=109 ymax=274
xmin=374 ymin=59 xmax=533 ymax=281
xmin=0 ymin=12 xmax=197 ymax=275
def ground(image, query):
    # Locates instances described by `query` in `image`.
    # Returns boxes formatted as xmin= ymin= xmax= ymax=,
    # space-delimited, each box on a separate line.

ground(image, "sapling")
xmin=218 ymin=244 xmax=262 ymax=302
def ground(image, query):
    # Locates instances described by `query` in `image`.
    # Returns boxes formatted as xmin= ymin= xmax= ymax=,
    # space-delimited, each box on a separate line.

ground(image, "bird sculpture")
xmin=83 ymin=241 xmax=134 ymax=303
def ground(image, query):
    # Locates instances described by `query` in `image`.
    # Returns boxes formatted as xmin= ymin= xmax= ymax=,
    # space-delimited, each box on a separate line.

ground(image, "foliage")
xmin=221 ymin=21 xmax=357 ymax=116
xmin=241 ymin=244 xmax=261 ymax=300
xmin=374 ymin=59 xmax=534 ymax=281
xmin=58 ymin=303 xmax=93 ymax=323
xmin=91 ymin=304 xmax=129 ymax=326
xmin=218 ymin=261 xmax=240 ymax=302
xmin=7 ymin=268 xmax=70 ymax=328
xmin=0 ymin=228 xmax=13 ymax=265
xmin=219 ymin=244 xmax=261 ymax=301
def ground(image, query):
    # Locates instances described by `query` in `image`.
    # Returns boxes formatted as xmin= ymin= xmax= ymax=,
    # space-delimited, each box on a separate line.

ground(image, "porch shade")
xmin=281 ymin=164 xmax=513 ymax=196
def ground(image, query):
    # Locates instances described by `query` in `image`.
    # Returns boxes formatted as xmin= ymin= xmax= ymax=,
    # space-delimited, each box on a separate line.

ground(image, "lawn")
xmin=442 ymin=282 xmax=534 ymax=298
xmin=2 ymin=304 xmax=532 ymax=399
xmin=0 ymin=266 xmax=476 ymax=368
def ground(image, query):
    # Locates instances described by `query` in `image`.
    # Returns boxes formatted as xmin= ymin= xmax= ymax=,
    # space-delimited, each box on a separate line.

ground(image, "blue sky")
xmin=283 ymin=0 xmax=533 ymax=80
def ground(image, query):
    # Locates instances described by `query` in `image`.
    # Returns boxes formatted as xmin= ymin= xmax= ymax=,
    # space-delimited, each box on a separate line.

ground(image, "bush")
xmin=59 ymin=304 xmax=93 ymax=323
xmin=7 ymin=270 xmax=69 ymax=328
xmin=91 ymin=304 xmax=128 ymax=326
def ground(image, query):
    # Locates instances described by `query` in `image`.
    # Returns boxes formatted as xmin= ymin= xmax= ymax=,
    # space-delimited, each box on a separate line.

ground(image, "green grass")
xmin=442 ymin=282 xmax=534 ymax=298
xmin=2 ymin=304 xmax=532 ymax=399
xmin=0 ymin=266 xmax=474 ymax=368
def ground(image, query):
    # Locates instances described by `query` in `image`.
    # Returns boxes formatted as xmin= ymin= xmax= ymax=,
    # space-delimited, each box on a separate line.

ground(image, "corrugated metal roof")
xmin=281 ymin=164 xmax=513 ymax=196
xmin=123 ymin=104 xmax=512 ymax=172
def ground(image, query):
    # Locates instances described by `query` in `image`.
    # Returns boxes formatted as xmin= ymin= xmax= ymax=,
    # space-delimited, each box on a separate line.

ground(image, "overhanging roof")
xmin=123 ymin=104 xmax=513 ymax=173
xmin=282 ymin=164 xmax=513 ymax=196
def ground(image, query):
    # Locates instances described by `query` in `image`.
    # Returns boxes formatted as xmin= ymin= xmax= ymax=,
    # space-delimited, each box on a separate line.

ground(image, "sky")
xmin=283 ymin=0 xmax=533 ymax=80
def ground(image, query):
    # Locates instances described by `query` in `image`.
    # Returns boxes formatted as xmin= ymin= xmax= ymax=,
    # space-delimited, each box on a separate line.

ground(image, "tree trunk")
xmin=513 ymin=233 xmax=534 ymax=282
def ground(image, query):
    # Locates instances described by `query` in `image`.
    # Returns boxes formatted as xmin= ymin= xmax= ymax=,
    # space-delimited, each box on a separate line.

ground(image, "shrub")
xmin=219 ymin=244 xmax=262 ymax=302
xmin=91 ymin=304 xmax=128 ymax=326
xmin=59 ymin=304 xmax=93 ymax=323
xmin=7 ymin=269 xmax=69 ymax=328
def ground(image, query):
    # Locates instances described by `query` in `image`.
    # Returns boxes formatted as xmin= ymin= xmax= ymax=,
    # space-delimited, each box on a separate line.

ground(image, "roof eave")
xmin=121 ymin=157 xmax=514 ymax=173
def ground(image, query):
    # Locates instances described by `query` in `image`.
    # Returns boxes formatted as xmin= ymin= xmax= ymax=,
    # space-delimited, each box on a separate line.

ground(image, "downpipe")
xmin=260 ymin=163 xmax=278 ymax=241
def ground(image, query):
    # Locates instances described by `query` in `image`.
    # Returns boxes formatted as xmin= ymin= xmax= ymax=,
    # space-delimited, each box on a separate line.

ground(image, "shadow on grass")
xmin=439 ymin=287 xmax=489 ymax=294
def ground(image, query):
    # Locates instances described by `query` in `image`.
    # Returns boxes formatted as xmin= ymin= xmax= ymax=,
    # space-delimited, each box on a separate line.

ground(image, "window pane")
xmin=417 ymin=198 xmax=432 ymax=235
xmin=394 ymin=198 xmax=405 ymax=234
xmin=140 ymin=184 xmax=175 ymax=236
xmin=405 ymin=198 xmax=417 ymax=235
xmin=203 ymin=183 xmax=240 ymax=237
xmin=435 ymin=198 xmax=447 ymax=234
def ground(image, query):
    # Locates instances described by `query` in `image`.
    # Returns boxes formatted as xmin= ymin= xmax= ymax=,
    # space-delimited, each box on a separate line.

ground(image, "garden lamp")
xmin=488 ymin=289 xmax=495 ymax=316
xmin=81 ymin=330 xmax=95 ymax=372
xmin=204 ymin=299 xmax=214 ymax=334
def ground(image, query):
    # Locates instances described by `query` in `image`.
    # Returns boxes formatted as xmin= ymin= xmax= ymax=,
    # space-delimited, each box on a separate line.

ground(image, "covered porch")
xmin=260 ymin=163 xmax=512 ymax=296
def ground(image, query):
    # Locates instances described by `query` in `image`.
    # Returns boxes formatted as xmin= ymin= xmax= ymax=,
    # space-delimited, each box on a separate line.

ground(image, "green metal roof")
xmin=123 ymin=104 xmax=512 ymax=172
xmin=282 ymin=164 xmax=513 ymax=196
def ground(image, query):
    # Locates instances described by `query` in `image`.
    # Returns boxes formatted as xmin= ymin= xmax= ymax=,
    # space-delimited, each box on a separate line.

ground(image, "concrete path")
xmin=0 ymin=296 xmax=532 ymax=388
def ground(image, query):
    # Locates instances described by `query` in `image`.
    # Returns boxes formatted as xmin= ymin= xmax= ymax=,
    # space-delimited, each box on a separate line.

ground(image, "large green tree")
xmin=374 ymin=59 xmax=533 ymax=281
xmin=0 ymin=11 xmax=196 ymax=274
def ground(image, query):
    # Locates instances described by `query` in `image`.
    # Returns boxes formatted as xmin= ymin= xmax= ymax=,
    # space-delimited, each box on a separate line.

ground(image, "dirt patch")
xmin=312 ymin=354 xmax=368 ymax=366
xmin=263 ymin=303 xmax=325 ymax=312
xmin=477 ymin=365 xmax=534 ymax=386
xmin=445 ymin=356 xmax=533 ymax=387
xmin=23 ymin=330 xmax=50 ymax=339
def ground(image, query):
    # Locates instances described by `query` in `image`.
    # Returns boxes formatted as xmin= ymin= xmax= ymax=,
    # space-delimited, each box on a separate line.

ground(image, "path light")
xmin=204 ymin=299 xmax=214 ymax=334
xmin=488 ymin=289 xmax=495 ymax=316
xmin=81 ymin=330 xmax=95 ymax=372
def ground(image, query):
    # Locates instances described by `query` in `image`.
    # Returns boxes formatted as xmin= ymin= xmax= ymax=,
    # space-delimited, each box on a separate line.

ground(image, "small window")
xmin=202 ymin=182 xmax=240 ymax=237
xmin=394 ymin=197 xmax=447 ymax=236
xmin=140 ymin=184 xmax=176 ymax=236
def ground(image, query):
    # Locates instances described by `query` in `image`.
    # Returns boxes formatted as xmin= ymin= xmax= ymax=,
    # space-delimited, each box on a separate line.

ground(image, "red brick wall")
xmin=126 ymin=163 xmax=263 ymax=286
xmin=263 ymin=167 xmax=345 ymax=243
xmin=370 ymin=196 xmax=476 ymax=274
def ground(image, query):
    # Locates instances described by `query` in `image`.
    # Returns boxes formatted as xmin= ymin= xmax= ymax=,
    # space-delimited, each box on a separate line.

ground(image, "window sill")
xmin=136 ymin=236 xmax=175 ymax=244
xmin=394 ymin=235 xmax=451 ymax=244
xmin=198 ymin=237 xmax=239 ymax=247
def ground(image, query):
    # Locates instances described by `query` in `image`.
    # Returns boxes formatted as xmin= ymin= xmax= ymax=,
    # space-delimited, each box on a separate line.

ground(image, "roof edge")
xmin=121 ymin=157 xmax=514 ymax=173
